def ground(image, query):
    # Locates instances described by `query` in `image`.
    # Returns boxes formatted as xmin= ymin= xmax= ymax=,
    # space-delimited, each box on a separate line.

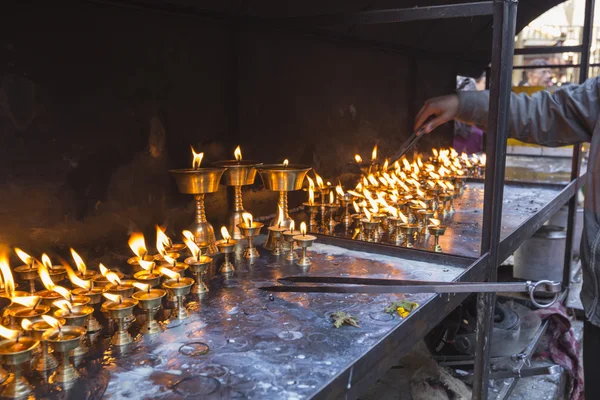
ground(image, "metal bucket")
xmin=546 ymin=205 xmax=584 ymax=257
xmin=513 ymin=225 xmax=566 ymax=282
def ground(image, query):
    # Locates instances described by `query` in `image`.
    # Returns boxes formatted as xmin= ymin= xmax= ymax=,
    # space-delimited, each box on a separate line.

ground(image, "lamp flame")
xmin=11 ymin=296 xmax=40 ymax=308
xmin=53 ymin=286 xmax=73 ymax=301
xmin=106 ymin=272 xmax=121 ymax=286
xmin=364 ymin=207 xmax=372 ymax=222
xmin=308 ymin=187 xmax=315 ymax=205
xmin=383 ymin=159 xmax=389 ymax=171
xmin=399 ymin=211 xmax=408 ymax=224
xmin=133 ymin=282 xmax=150 ymax=292
xmin=277 ymin=205 xmax=284 ymax=228
xmin=329 ymin=191 xmax=334 ymax=204
xmin=21 ymin=319 xmax=33 ymax=331
xmin=355 ymin=154 xmax=362 ymax=163
xmin=53 ymin=300 xmax=73 ymax=314
xmin=191 ymin=146 xmax=204 ymax=169
xmin=387 ymin=206 xmax=398 ymax=218
xmin=99 ymin=263 xmax=109 ymax=277
xmin=70 ymin=248 xmax=86 ymax=275
xmin=336 ymin=184 xmax=344 ymax=197
xmin=429 ymin=218 xmax=441 ymax=226
xmin=0 ymin=257 xmax=15 ymax=298
xmin=128 ymin=232 xmax=147 ymax=259
xmin=65 ymin=266 xmax=91 ymax=290
xmin=158 ymin=267 xmax=180 ymax=281
xmin=300 ymin=222 xmax=307 ymax=235
xmin=234 ymin=146 xmax=242 ymax=161
xmin=314 ymin=173 xmax=324 ymax=190
xmin=41 ymin=254 xmax=53 ymax=270
xmin=221 ymin=226 xmax=231 ymax=241
xmin=0 ymin=324 xmax=20 ymax=340
xmin=14 ymin=248 xmax=33 ymax=266
xmin=432 ymin=149 xmax=439 ymax=158
xmin=156 ymin=226 xmax=172 ymax=251
xmin=183 ymin=237 xmax=200 ymax=261
xmin=41 ymin=315 xmax=61 ymax=329
xmin=38 ymin=264 xmax=55 ymax=291
xmin=163 ymin=254 xmax=177 ymax=266
xmin=417 ymin=156 xmax=423 ymax=168
xmin=402 ymin=158 xmax=411 ymax=170
xmin=289 ymin=220 xmax=295 ymax=232
xmin=283 ymin=159 xmax=289 ymax=167
xmin=103 ymin=293 xmax=122 ymax=304
xmin=139 ymin=260 xmax=155 ymax=272
xmin=371 ymin=145 xmax=378 ymax=161
xmin=242 ymin=212 xmax=253 ymax=227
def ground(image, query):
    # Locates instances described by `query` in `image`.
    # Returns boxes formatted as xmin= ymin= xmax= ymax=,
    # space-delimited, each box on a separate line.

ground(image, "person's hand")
xmin=414 ymin=94 xmax=460 ymax=134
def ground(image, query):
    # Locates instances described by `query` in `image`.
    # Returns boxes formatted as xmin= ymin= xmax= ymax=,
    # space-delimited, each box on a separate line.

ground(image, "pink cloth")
xmin=453 ymin=126 xmax=483 ymax=154
xmin=534 ymin=304 xmax=583 ymax=400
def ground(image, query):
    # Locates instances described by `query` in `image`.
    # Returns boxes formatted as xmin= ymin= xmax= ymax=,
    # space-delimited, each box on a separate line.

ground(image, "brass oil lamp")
xmin=213 ymin=146 xmax=262 ymax=240
xmin=169 ymin=147 xmax=226 ymax=255
xmin=257 ymin=160 xmax=311 ymax=250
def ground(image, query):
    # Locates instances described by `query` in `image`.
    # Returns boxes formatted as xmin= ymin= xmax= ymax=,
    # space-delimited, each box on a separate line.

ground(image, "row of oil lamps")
xmin=300 ymin=147 xmax=484 ymax=252
xmin=168 ymin=145 xmax=483 ymax=256
xmin=0 ymin=215 xmax=318 ymax=398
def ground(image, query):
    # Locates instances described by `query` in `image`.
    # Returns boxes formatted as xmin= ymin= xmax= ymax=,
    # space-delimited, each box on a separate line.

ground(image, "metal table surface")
xmin=323 ymin=179 xmax=581 ymax=261
xmin=39 ymin=239 xmax=476 ymax=399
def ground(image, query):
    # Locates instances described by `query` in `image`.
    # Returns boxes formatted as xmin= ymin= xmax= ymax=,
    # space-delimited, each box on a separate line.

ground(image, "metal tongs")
xmin=260 ymin=276 xmax=561 ymax=309
xmin=387 ymin=126 xmax=427 ymax=169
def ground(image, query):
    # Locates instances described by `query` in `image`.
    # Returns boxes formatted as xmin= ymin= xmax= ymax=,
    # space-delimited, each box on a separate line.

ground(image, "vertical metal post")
xmin=562 ymin=0 xmax=595 ymax=289
xmin=473 ymin=1 xmax=517 ymax=399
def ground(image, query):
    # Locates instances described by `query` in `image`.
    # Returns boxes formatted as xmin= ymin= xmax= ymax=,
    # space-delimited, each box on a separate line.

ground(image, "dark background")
xmin=0 ymin=0 xmax=561 ymax=260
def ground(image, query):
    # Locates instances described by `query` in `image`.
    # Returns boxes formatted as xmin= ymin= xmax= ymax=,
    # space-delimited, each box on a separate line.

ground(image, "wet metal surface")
xmin=504 ymin=154 xmax=584 ymax=184
xmin=48 ymin=241 xmax=467 ymax=399
xmin=326 ymin=181 xmax=565 ymax=259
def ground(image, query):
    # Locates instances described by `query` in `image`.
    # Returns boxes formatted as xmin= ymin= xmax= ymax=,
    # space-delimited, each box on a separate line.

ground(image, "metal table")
xmin=31 ymin=238 xmax=479 ymax=399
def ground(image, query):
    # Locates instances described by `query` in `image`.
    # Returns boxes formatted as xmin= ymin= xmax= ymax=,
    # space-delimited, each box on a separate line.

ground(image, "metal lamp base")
xmin=111 ymin=330 xmax=133 ymax=347
xmin=1 ymin=371 xmax=33 ymax=399
xmin=34 ymin=345 xmax=59 ymax=372
xmin=188 ymin=220 xmax=218 ymax=255
xmin=219 ymin=261 xmax=235 ymax=274
xmin=141 ymin=318 xmax=163 ymax=336
xmin=191 ymin=279 xmax=209 ymax=294
xmin=50 ymin=360 xmax=79 ymax=384
xmin=243 ymin=247 xmax=260 ymax=259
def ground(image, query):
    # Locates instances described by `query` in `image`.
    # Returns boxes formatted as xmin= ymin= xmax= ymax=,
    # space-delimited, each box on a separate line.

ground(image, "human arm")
xmin=415 ymin=77 xmax=599 ymax=146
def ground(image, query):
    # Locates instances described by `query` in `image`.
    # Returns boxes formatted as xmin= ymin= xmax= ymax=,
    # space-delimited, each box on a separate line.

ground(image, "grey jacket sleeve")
xmin=456 ymin=77 xmax=600 ymax=146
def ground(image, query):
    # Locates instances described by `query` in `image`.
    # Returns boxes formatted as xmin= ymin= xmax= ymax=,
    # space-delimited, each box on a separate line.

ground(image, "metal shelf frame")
xmin=88 ymin=0 xmax=591 ymax=398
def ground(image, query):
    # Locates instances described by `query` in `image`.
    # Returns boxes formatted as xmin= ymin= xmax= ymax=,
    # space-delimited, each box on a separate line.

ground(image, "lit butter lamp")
xmin=154 ymin=229 xmax=181 ymax=263
xmin=69 ymin=248 xmax=98 ymax=281
xmin=214 ymin=227 xmax=236 ymax=274
xmin=257 ymin=159 xmax=311 ymax=251
xmin=161 ymin=268 xmax=194 ymax=320
xmin=237 ymin=212 xmax=264 ymax=259
xmin=336 ymin=185 xmax=354 ymax=231
xmin=41 ymin=254 xmax=67 ymax=285
xmin=360 ymin=208 xmax=381 ymax=243
xmin=169 ymin=147 xmax=226 ymax=255
xmin=386 ymin=207 xmax=406 ymax=246
xmin=324 ymin=190 xmax=339 ymax=234
xmin=293 ymin=222 xmax=317 ymax=268
xmin=103 ymin=293 xmax=138 ymax=347
xmin=282 ymin=221 xmax=301 ymax=262
xmin=91 ymin=264 xmax=124 ymax=289
xmin=156 ymin=225 xmax=186 ymax=253
xmin=132 ymin=282 xmax=166 ymax=336
xmin=41 ymin=315 xmax=86 ymax=385
xmin=36 ymin=264 xmax=86 ymax=307
xmin=64 ymin=266 xmax=104 ymax=332
xmin=105 ymin=272 xmax=135 ymax=299
xmin=267 ymin=206 xmax=288 ymax=256
xmin=212 ymin=146 xmax=262 ymax=240
xmin=133 ymin=260 xmax=161 ymax=288
xmin=127 ymin=232 xmax=156 ymax=273
xmin=53 ymin=300 xmax=93 ymax=362
xmin=183 ymin=237 xmax=212 ymax=293
xmin=156 ymin=251 xmax=189 ymax=303
xmin=24 ymin=317 xmax=64 ymax=374
xmin=314 ymin=173 xmax=331 ymax=233
xmin=429 ymin=218 xmax=447 ymax=253
xmin=302 ymin=181 xmax=320 ymax=233
xmin=0 ymin=323 xmax=39 ymax=398
xmin=13 ymin=248 xmax=37 ymax=294
xmin=8 ymin=296 xmax=50 ymax=330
